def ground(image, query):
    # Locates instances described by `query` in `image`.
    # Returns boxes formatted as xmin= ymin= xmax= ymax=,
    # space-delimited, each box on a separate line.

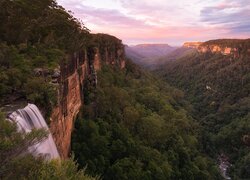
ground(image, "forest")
xmin=0 ymin=0 xmax=98 ymax=179
xmin=158 ymin=46 xmax=250 ymax=179
xmin=0 ymin=0 xmax=92 ymax=120
xmin=0 ymin=0 xmax=248 ymax=179
xmin=72 ymin=61 xmax=222 ymax=179
xmin=0 ymin=111 xmax=97 ymax=179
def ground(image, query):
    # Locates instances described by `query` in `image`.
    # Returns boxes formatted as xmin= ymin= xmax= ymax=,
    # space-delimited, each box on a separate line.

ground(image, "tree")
xmin=0 ymin=112 xmax=97 ymax=179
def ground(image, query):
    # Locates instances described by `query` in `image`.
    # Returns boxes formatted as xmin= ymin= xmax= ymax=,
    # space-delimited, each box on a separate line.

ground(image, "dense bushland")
xmin=0 ymin=112 xmax=97 ymax=180
xmin=159 ymin=48 xmax=250 ymax=179
xmin=72 ymin=61 xmax=221 ymax=180
xmin=0 ymin=0 xmax=90 ymax=117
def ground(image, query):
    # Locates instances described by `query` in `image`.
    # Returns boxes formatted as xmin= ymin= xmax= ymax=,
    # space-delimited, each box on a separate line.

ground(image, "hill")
xmin=158 ymin=39 xmax=250 ymax=179
xmin=155 ymin=47 xmax=197 ymax=65
xmin=71 ymin=61 xmax=221 ymax=179
xmin=0 ymin=0 xmax=223 ymax=179
xmin=125 ymin=44 xmax=177 ymax=68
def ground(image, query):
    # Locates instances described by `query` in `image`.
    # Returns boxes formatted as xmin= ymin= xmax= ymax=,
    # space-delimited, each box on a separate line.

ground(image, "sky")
xmin=57 ymin=0 xmax=250 ymax=46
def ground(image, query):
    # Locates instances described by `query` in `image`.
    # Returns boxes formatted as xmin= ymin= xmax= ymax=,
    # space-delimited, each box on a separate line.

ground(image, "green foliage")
xmin=160 ymin=47 xmax=250 ymax=178
xmin=0 ymin=111 xmax=47 ymax=179
xmin=0 ymin=111 xmax=96 ymax=180
xmin=202 ymin=39 xmax=250 ymax=52
xmin=0 ymin=0 xmax=90 ymax=118
xmin=0 ymin=0 xmax=89 ymax=51
xmin=72 ymin=62 xmax=221 ymax=179
xmin=0 ymin=43 xmax=61 ymax=119
xmin=30 ymin=158 xmax=98 ymax=180
xmin=231 ymin=152 xmax=250 ymax=179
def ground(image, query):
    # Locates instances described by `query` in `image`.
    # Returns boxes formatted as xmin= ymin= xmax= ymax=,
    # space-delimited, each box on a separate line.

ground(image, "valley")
xmin=125 ymin=44 xmax=177 ymax=68
xmin=0 ymin=0 xmax=249 ymax=180
xmin=154 ymin=39 xmax=250 ymax=179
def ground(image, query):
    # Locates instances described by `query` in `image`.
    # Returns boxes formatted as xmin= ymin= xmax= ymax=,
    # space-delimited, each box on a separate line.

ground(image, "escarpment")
xmin=183 ymin=39 xmax=250 ymax=58
xmin=50 ymin=34 xmax=126 ymax=158
xmin=197 ymin=39 xmax=250 ymax=57
xmin=183 ymin=42 xmax=203 ymax=48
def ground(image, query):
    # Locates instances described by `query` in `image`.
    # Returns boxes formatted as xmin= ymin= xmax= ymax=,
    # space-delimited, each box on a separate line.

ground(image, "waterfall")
xmin=8 ymin=104 xmax=60 ymax=160
xmin=218 ymin=154 xmax=231 ymax=180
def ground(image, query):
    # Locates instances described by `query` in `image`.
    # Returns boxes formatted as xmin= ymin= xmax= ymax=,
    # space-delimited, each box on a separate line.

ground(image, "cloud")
xmin=230 ymin=24 xmax=250 ymax=33
xmin=117 ymin=0 xmax=202 ymax=26
xmin=57 ymin=0 xmax=152 ymax=29
xmin=57 ymin=0 xmax=250 ymax=45
xmin=200 ymin=0 xmax=250 ymax=34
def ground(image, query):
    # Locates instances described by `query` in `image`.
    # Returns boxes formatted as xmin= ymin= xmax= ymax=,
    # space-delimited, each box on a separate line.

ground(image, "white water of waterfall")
xmin=8 ymin=103 xmax=60 ymax=160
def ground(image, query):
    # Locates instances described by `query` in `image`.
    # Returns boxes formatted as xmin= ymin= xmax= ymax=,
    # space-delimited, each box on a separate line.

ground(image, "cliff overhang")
xmin=49 ymin=34 xmax=126 ymax=158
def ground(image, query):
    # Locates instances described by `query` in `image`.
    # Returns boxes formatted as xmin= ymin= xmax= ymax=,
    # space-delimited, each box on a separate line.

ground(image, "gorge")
xmin=158 ymin=39 xmax=250 ymax=179
xmin=0 ymin=0 xmax=249 ymax=179
xmin=49 ymin=35 xmax=126 ymax=158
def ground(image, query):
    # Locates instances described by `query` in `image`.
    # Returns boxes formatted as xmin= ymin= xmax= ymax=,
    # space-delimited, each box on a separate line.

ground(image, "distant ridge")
xmin=133 ymin=43 xmax=171 ymax=47
xmin=125 ymin=43 xmax=177 ymax=67
xmin=183 ymin=42 xmax=203 ymax=48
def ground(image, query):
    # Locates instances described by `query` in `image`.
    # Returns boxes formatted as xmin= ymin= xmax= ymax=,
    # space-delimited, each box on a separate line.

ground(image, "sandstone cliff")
xmin=183 ymin=42 xmax=203 ymax=48
xmin=197 ymin=44 xmax=240 ymax=57
xmin=197 ymin=39 xmax=250 ymax=58
xmin=183 ymin=39 xmax=250 ymax=58
xmin=50 ymin=35 xmax=125 ymax=158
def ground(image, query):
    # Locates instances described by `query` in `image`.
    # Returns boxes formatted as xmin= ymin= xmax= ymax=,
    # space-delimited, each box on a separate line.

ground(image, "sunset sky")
xmin=57 ymin=0 xmax=250 ymax=46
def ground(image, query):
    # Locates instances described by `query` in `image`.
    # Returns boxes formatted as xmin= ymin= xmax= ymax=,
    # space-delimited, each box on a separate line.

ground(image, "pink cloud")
xmin=57 ymin=0 xmax=250 ymax=45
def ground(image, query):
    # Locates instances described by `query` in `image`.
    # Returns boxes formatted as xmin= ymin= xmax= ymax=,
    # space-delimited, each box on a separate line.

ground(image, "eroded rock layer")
xmin=50 ymin=36 xmax=125 ymax=158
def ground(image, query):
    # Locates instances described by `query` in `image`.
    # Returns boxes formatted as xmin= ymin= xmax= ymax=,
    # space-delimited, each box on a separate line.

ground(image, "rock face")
xmin=50 ymin=36 xmax=125 ymax=158
xmin=197 ymin=39 xmax=250 ymax=58
xmin=183 ymin=39 xmax=250 ymax=58
xmin=50 ymin=52 xmax=86 ymax=159
xmin=183 ymin=42 xmax=203 ymax=48
xmin=197 ymin=45 xmax=239 ymax=57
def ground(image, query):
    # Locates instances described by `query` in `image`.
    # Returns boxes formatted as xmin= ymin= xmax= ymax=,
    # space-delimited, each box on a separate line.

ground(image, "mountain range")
xmin=125 ymin=43 xmax=199 ymax=68
xmin=1 ymin=0 xmax=250 ymax=179
xmin=125 ymin=44 xmax=177 ymax=67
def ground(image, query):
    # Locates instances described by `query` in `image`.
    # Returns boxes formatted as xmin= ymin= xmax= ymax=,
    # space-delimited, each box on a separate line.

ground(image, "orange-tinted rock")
xmin=197 ymin=39 xmax=250 ymax=58
xmin=93 ymin=48 xmax=101 ymax=71
xmin=120 ymin=59 xmax=126 ymax=69
xmin=183 ymin=42 xmax=203 ymax=48
xmin=49 ymin=39 xmax=126 ymax=158
xmin=223 ymin=47 xmax=232 ymax=55
xmin=197 ymin=44 xmax=234 ymax=55
xmin=50 ymin=62 xmax=87 ymax=158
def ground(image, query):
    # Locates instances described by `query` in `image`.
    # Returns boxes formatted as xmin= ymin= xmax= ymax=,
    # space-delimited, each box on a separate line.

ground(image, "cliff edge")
xmin=49 ymin=34 xmax=126 ymax=158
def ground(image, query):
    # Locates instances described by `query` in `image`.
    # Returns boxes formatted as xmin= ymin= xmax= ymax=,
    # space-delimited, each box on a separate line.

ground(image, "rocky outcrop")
xmin=197 ymin=39 xmax=250 ymax=58
xmin=197 ymin=45 xmax=240 ymax=57
xmin=182 ymin=39 xmax=250 ymax=58
xmin=183 ymin=42 xmax=203 ymax=48
xmin=49 ymin=36 xmax=125 ymax=158
xmin=50 ymin=52 xmax=87 ymax=158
